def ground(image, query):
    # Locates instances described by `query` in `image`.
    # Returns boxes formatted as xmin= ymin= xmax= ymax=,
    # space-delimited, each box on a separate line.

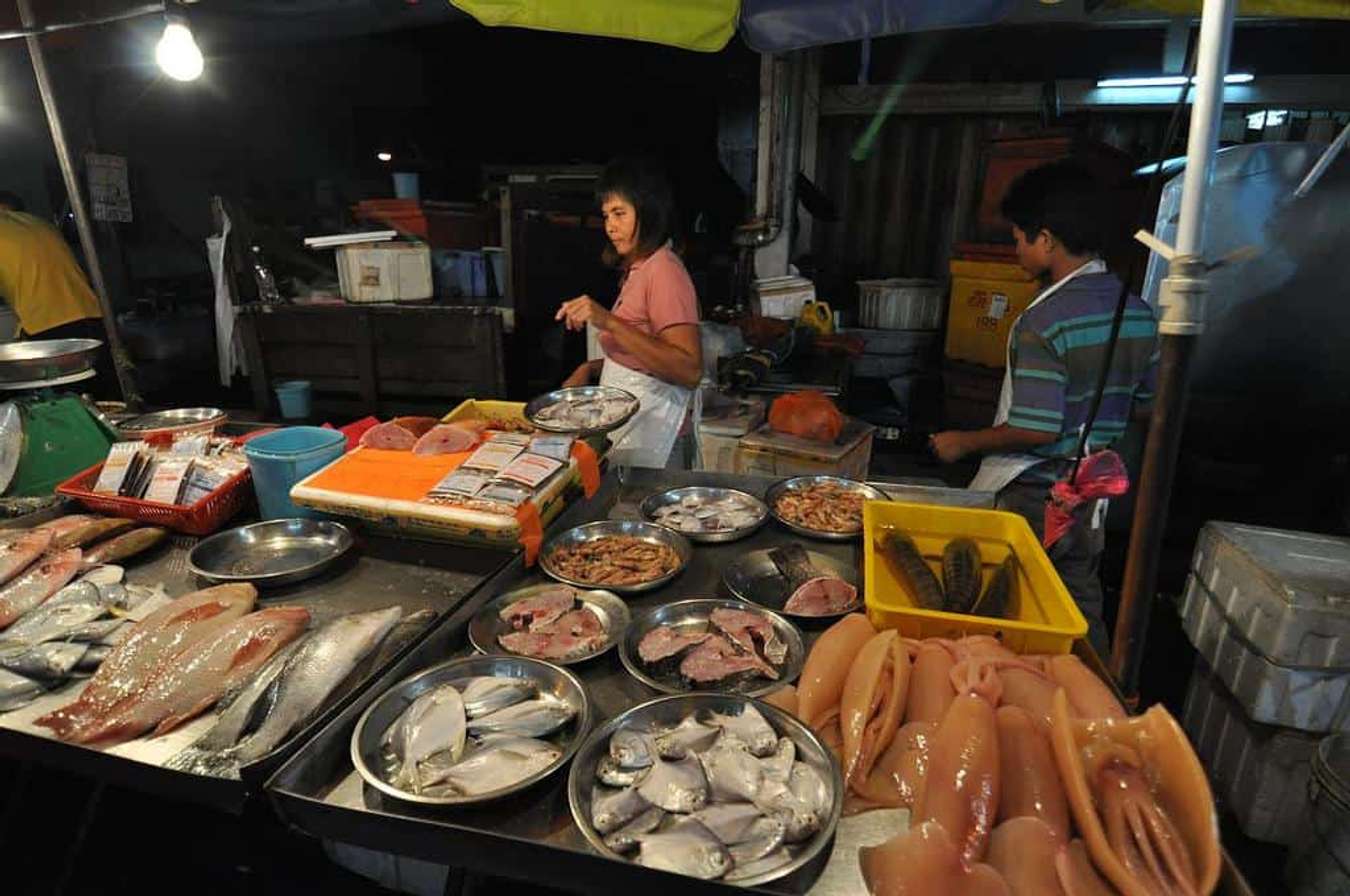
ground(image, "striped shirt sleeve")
xmin=1007 ymin=324 xmax=1067 ymax=434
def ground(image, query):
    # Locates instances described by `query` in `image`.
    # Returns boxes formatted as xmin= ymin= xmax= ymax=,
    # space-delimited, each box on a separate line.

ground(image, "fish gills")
xmin=941 ymin=538 xmax=983 ymax=614
xmin=878 ymin=530 xmax=944 ymax=611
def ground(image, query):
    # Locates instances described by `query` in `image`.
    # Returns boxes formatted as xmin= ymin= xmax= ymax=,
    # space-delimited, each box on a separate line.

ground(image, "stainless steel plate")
xmin=468 ymin=583 xmax=631 ymax=666
xmin=765 ymin=475 xmax=887 ymax=541
xmin=352 ymin=654 xmax=591 ymax=808
xmin=619 ymin=598 xmax=804 ymax=698
xmin=524 ymin=385 xmax=639 ymax=436
xmin=639 ymin=486 xmax=768 ymax=544
xmin=723 ymin=547 xmax=861 ymax=621
xmin=566 ymin=693 xmax=843 ymax=888
xmin=119 ymin=407 xmax=228 ymax=436
xmin=0 ymin=338 xmax=101 ymax=384
xmin=540 ymin=520 xmax=691 ymax=595
xmin=188 ymin=518 xmax=354 ymax=587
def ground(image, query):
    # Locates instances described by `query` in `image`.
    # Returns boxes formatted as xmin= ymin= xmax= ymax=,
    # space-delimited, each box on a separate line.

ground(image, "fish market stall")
xmin=267 ymin=468 xmax=1237 ymax=893
xmin=0 ymin=502 xmax=527 ymax=814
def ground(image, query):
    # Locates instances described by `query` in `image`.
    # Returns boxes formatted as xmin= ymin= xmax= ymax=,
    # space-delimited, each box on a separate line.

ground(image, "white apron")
xmin=599 ymin=355 xmax=697 ymax=469
xmin=968 ymin=259 xmax=1107 ymax=494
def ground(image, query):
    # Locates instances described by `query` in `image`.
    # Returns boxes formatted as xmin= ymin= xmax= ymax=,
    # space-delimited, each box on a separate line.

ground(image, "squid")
xmin=998 ymin=665 xmax=1063 ymax=730
xmin=846 ymin=720 xmax=935 ymax=815
xmin=912 ymin=659 xmax=1001 ymax=864
xmin=985 ymin=817 xmax=1068 ymax=896
xmin=1049 ymin=690 xmax=1220 ymax=896
xmin=860 ymin=820 xmax=1011 ymax=896
xmin=1046 ymin=654 xmax=1127 ymax=719
xmin=796 ymin=614 xmax=875 ymax=729
xmin=1057 ymin=839 xmax=1121 ymax=896
xmin=762 ymin=684 xmax=798 ymax=716
xmin=904 ymin=641 xmax=956 ymax=725
xmin=996 ymin=704 xmax=1070 ymax=841
xmin=840 ymin=630 xmax=911 ymax=786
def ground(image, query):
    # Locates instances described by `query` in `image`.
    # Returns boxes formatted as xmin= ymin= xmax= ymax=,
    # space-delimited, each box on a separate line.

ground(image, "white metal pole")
xmin=1174 ymin=0 xmax=1238 ymax=257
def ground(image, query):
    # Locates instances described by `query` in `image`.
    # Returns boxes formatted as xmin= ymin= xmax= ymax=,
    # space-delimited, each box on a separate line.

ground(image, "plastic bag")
xmin=768 ymin=391 xmax=844 ymax=443
xmin=1044 ymin=450 xmax=1130 ymax=549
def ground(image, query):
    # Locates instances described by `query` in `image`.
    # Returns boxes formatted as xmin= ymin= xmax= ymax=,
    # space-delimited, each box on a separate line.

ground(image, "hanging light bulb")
xmin=156 ymin=18 xmax=204 ymax=82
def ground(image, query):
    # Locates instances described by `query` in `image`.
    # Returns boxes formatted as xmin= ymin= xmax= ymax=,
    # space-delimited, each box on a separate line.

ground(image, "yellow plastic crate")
xmin=863 ymin=499 xmax=1086 ymax=654
xmin=442 ymin=399 xmax=528 ymax=429
xmin=944 ymin=259 xmax=1040 ymax=368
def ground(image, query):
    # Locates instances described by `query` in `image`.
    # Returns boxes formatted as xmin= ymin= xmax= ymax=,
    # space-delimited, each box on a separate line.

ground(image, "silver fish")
xmin=636 ymin=819 xmax=732 ymax=880
xmin=388 ymin=683 xmax=467 ymax=793
xmin=418 ymin=734 xmax=559 ymax=796
xmin=723 ymin=847 xmax=793 ymax=883
xmin=690 ymin=803 xmax=764 ymax=844
xmin=609 ymin=728 xmax=654 ymax=769
xmin=228 ymin=606 xmax=402 ymax=765
xmin=592 ymin=785 xmax=652 ymax=835
xmin=62 ymin=618 xmax=128 ymax=644
xmin=602 ymin=805 xmax=665 ymax=854
xmin=637 ymin=753 xmax=708 ymax=813
xmin=754 ymin=777 xmax=821 ymax=844
xmin=0 ymin=582 xmax=103 ymax=645
xmin=458 ymin=676 xmax=535 ymax=719
xmin=699 ymin=737 xmax=765 ymax=803
xmin=727 ymin=815 xmax=787 ymax=864
xmin=788 ymin=760 xmax=831 ymax=818
xmin=597 ymin=754 xmax=650 ymax=788
xmin=0 ymin=667 xmax=43 ymax=711
xmin=708 ymin=705 xmax=777 ymax=757
xmin=79 ymin=565 xmax=124 ymax=587
xmin=467 ymin=695 xmax=574 ymax=738
xmin=762 ymin=737 xmax=795 ymax=784
xmin=0 ymin=641 xmax=87 ymax=680
xmin=653 ymin=715 xmax=720 ymax=759
xmin=74 ymin=644 xmax=112 ymax=674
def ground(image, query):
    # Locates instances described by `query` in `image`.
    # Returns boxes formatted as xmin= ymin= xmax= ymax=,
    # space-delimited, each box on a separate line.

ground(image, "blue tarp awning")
xmin=738 ymin=0 xmax=1018 ymax=54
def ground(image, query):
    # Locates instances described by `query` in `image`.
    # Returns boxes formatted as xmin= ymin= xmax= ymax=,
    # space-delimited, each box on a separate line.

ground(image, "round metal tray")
xmin=619 ymin=598 xmax=804 ymax=698
xmin=540 ymin=520 xmax=691 ymax=595
xmin=639 ymin=486 xmax=768 ymax=544
xmin=567 ymin=693 xmax=843 ymax=888
xmin=468 ymin=583 xmax=631 ymax=666
xmin=352 ymin=654 xmax=591 ymax=808
xmin=764 ymin=475 xmax=887 ymax=541
xmin=187 ymin=519 xmax=354 ymax=587
xmin=723 ymin=547 xmax=861 ymax=621
xmin=119 ymin=407 xmax=227 ymax=438
xmin=524 ymin=385 xmax=639 ymax=436
xmin=0 ymin=338 xmax=102 ymax=385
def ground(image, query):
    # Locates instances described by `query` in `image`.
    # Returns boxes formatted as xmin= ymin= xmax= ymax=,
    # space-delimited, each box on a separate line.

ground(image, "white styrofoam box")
xmin=1182 ymin=657 xmax=1320 ymax=845
xmin=856 ymin=279 xmax=945 ymax=330
xmin=1181 ymin=572 xmax=1350 ymax=732
xmin=753 ymin=276 xmax=815 ymax=320
xmin=1188 ymin=522 xmax=1350 ymax=668
xmin=336 ymin=242 xmax=433 ymax=303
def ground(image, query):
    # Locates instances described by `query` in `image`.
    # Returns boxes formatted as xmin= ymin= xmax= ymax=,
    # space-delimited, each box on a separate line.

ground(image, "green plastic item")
xmin=7 ymin=396 xmax=116 ymax=498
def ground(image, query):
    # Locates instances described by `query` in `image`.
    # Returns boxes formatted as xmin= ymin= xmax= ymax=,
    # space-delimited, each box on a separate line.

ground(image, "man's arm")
xmin=931 ymin=425 xmax=1056 ymax=463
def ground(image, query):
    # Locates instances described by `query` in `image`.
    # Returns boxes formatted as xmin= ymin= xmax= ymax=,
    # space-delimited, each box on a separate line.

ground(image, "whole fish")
xmin=0 ymin=641 xmax=88 ymax=680
xmin=53 ymin=518 xmax=135 ymax=551
xmin=35 ymin=515 xmax=96 ymax=541
xmin=388 ymin=683 xmax=467 ymax=793
xmin=942 ymin=538 xmax=984 ymax=614
xmin=0 ymin=529 xmax=53 ymax=588
xmin=79 ymin=527 xmax=169 ymax=571
xmin=466 ymin=695 xmax=575 ymax=738
xmin=0 ymin=547 xmax=82 ymax=630
xmin=227 ymin=606 xmax=402 ymax=765
xmin=0 ymin=581 xmax=104 ymax=646
xmin=71 ymin=605 xmax=310 ymax=745
xmin=34 ymin=583 xmax=257 ymax=740
xmin=0 ymin=667 xmax=44 ymax=711
xmin=74 ymin=644 xmax=113 ymax=674
xmin=878 ymin=530 xmax=944 ymax=611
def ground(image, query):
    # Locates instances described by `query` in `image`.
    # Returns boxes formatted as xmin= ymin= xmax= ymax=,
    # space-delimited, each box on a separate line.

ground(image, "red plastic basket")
xmin=56 ymin=462 xmax=254 ymax=537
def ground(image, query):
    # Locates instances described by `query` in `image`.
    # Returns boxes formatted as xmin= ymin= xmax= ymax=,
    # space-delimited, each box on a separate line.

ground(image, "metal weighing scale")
xmin=0 ymin=339 xmax=117 ymax=502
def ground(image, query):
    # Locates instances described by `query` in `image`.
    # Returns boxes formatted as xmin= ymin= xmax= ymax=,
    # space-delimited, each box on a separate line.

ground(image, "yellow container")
xmin=863 ymin=499 xmax=1086 ymax=654
xmin=944 ymin=259 xmax=1040 ymax=369
xmin=442 ymin=399 xmax=528 ymax=429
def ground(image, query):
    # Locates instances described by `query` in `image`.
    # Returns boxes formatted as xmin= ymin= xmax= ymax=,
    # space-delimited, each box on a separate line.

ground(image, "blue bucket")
xmin=274 ymin=380 xmax=312 ymax=420
xmin=243 ymin=426 xmax=346 ymax=520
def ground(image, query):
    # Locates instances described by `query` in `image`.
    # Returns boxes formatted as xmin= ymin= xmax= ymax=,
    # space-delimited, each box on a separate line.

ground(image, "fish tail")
xmin=164 ymin=745 xmax=242 ymax=779
xmin=33 ymin=704 xmax=89 ymax=738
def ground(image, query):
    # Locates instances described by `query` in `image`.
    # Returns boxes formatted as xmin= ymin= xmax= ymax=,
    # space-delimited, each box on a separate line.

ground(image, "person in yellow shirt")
xmin=0 ymin=192 xmax=115 ymax=394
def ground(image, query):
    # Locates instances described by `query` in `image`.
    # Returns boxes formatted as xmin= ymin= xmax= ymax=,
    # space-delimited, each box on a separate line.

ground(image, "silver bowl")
xmin=525 ymin=385 xmax=639 ymax=436
xmin=0 ymin=338 xmax=101 ymax=384
xmin=119 ymin=407 xmax=228 ymax=438
xmin=540 ymin=520 xmax=691 ymax=595
xmin=352 ymin=654 xmax=591 ymax=808
xmin=723 ymin=547 xmax=861 ymax=621
xmin=566 ymin=693 xmax=843 ymax=888
xmin=765 ymin=475 xmax=887 ymax=541
xmin=639 ymin=486 xmax=768 ymax=544
xmin=619 ymin=598 xmax=805 ymax=698
xmin=468 ymin=583 xmax=631 ymax=665
xmin=187 ymin=518 xmax=354 ymax=587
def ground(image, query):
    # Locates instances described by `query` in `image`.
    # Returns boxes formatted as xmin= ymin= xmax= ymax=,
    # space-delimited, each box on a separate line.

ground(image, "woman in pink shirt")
xmin=556 ymin=158 xmax=703 ymax=468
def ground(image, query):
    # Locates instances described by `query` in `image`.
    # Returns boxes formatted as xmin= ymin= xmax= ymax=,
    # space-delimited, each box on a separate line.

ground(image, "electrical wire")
xmin=0 ymin=3 xmax=165 ymax=41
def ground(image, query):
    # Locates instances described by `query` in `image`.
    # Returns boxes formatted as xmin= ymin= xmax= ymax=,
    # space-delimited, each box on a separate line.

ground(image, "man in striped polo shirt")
xmin=931 ymin=161 xmax=1158 ymax=653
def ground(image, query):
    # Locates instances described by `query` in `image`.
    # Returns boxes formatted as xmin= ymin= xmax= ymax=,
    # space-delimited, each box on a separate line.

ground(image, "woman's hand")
xmin=556 ymin=295 xmax=612 ymax=332
xmin=562 ymin=362 xmax=596 ymax=389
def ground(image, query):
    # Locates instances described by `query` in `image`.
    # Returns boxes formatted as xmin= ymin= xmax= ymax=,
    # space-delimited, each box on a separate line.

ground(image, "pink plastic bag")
xmin=1044 ymin=450 xmax=1130 ymax=549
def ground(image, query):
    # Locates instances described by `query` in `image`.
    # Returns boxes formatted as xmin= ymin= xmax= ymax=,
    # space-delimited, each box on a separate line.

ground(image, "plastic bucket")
xmin=274 ymin=380 xmax=312 ymax=420
xmin=1289 ymin=732 xmax=1350 ymax=895
xmin=392 ymin=172 xmax=420 ymax=200
xmin=243 ymin=426 xmax=346 ymax=520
